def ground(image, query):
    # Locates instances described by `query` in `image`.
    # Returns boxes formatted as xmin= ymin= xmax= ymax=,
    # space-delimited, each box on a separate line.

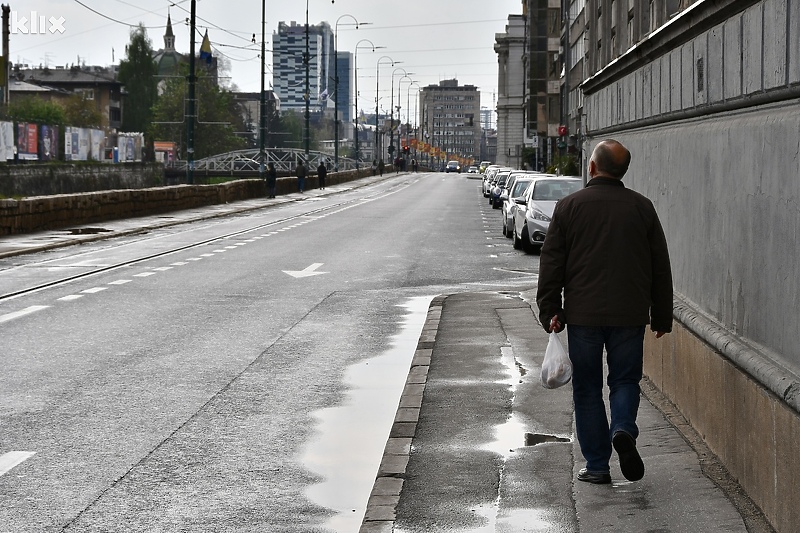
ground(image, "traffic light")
xmin=403 ymin=145 xmax=409 ymax=154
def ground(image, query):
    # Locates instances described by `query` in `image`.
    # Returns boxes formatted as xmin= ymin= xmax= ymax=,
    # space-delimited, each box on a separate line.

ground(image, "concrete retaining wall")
xmin=582 ymin=1 xmax=800 ymax=530
xmin=0 ymin=163 xmax=165 ymax=197
xmin=0 ymin=167 xmax=374 ymax=235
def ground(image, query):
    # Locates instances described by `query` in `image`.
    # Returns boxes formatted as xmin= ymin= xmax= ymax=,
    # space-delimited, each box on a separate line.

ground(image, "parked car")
xmin=479 ymin=161 xmax=493 ymax=173
xmin=445 ymin=160 xmax=461 ymax=173
xmin=501 ymin=175 xmax=535 ymax=238
xmin=513 ymin=177 xmax=582 ymax=253
xmin=482 ymin=165 xmax=504 ymax=197
xmin=490 ymin=169 xmax=514 ymax=208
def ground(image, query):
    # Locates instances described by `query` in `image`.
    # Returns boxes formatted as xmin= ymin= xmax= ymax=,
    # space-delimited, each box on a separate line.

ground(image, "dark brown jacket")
xmin=536 ymin=177 xmax=673 ymax=332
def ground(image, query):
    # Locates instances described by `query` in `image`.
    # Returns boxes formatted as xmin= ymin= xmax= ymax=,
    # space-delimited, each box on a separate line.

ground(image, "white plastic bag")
xmin=541 ymin=331 xmax=572 ymax=389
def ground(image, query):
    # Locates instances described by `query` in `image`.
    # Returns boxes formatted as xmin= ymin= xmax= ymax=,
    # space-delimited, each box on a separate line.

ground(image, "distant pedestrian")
xmin=372 ymin=159 xmax=378 ymax=176
xmin=266 ymin=162 xmax=277 ymax=198
xmin=378 ymin=159 xmax=385 ymax=176
xmin=317 ymin=161 xmax=327 ymax=189
xmin=296 ymin=161 xmax=307 ymax=193
xmin=536 ymin=139 xmax=673 ymax=485
xmin=411 ymin=158 xmax=418 ymax=172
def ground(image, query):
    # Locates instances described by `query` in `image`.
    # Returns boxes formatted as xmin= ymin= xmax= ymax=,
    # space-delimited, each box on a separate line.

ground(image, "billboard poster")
xmin=118 ymin=133 xmax=144 ymax=162
xmin=17 ymin=122 xmax=39 ymax=160
xmin=90 ymin=129 xmax=105 ymax=161
xmin=0 ymin=121 xmax=14 ymax=160
xmin=40 ymin=125 xmax=60 ymax=161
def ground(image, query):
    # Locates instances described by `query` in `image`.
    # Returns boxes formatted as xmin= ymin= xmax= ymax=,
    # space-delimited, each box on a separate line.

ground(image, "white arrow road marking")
xmin=0 ymin=451 xmax=36 ymax=477
xmin=283 ymin=263 xmax=328 ymax=278
xmin=0 ymin=306 xmax=49 ymax=324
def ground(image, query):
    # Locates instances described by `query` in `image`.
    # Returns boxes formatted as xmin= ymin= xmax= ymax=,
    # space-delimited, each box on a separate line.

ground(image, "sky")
xmin=13 ymin=0 xmax=524 ymax=121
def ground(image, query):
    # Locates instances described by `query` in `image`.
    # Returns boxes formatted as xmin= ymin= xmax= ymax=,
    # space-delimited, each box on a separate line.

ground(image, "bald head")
xmin=590 ymin=140 xmax=631 ymax=179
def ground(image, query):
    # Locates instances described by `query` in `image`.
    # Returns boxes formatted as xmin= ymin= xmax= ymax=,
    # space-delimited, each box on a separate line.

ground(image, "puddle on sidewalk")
xmin=301 ymin=295 xmax=433 ymax=533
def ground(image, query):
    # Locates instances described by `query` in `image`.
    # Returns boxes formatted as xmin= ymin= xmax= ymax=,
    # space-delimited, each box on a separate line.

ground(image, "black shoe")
xmin=577 ymin=468 xmax=611 ymax=484
xmin=613 ymin=431 xmax=645 ymax=481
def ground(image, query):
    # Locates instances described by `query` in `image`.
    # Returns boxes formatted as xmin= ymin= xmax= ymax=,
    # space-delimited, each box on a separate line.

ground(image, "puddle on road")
xmin=301 ymin=295 xmax=433 ymax=533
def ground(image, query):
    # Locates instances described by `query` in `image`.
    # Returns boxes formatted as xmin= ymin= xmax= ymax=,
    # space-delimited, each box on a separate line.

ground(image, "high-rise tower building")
xmin=272 ymin=21 xmax=335 ymax=116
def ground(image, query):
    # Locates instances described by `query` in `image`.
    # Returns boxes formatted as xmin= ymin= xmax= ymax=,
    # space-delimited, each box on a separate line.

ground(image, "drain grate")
xmin=525 ymin=433 xmax=571 ymax=446
xmin=66 ymin=227 xmax=112 ymax=235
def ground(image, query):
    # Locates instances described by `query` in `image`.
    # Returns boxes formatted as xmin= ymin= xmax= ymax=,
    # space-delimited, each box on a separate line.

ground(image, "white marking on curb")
xmin=0 ymin=306 xmax=49 ymax=324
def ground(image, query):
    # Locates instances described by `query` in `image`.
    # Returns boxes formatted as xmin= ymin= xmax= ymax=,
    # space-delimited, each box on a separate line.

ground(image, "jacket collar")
xmin=587 ymin=177 xmax=625 ymax=188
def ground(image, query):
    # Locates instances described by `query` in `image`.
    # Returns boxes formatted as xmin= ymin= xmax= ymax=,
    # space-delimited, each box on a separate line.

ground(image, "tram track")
xmin=0 ymin=199 xmax=355 ymax=303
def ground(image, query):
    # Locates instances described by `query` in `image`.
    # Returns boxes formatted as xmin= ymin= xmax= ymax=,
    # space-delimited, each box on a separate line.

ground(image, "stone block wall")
xmin=0 ymin=167 xmax=374 ymax=235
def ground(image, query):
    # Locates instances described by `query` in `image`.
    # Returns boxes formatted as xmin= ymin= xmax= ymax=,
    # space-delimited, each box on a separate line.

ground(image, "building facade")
xmin=272 ymin=21 xmax=335 ymax=116
xmin=336 ymin=51 xmax=353 ymax=126
xmin=573 ymin=2 xmax=800 ymax=531
xmin=419 ymin=79 xmax=481 ymax=163
xmin=494 ymin=15 xmax=527 ymax=168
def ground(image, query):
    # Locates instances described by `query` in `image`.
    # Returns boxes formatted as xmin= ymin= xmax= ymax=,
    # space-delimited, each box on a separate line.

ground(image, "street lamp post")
xmin=354 ymin=39 xmax=380 ymax=169
xmin=390 ymin=67 xmax=408 ymax=166
xmin=334 ymin=14 xmax=363 ymax=173
xmin=408 ymin=81 xmax=419 ymax=163
xmin=397 ymin=74 xmax=414 ymax=165
xmin=375 ymin=56 xmax=397 ymax=164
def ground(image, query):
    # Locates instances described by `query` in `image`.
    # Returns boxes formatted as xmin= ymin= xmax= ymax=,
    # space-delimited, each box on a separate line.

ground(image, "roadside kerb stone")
xmin=359 ymin=296 xmax=443 ymax=533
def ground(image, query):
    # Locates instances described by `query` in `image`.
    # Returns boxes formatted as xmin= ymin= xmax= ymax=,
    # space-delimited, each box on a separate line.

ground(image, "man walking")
xmin=536 ymin=139 xmax=673 ymax=485
xmin=317 ymin=161 xmax=327 ymax=190
xmin=296 ymin=161 xmax=307 ymax=193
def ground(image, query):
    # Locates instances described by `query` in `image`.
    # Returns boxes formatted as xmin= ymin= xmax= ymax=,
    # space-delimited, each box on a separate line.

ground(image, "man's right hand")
xmin=549 ymin=315 xmax=564 ymax=333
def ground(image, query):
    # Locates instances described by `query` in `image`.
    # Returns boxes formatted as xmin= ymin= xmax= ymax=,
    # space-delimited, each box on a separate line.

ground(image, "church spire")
xmin=164 ymin=14 xmax=175 ymax=51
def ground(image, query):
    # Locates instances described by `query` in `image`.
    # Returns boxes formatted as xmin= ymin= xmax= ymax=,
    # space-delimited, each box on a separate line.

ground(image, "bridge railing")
xmin=175 ymin=149 xmax=359 ymax=173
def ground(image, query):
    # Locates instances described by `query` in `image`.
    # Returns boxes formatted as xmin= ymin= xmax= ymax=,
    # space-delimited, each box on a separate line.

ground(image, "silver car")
xmin=501 ymin=175 xmax=535 ymax=238
xmin=513 ymin=177 xmax=582 ymax=253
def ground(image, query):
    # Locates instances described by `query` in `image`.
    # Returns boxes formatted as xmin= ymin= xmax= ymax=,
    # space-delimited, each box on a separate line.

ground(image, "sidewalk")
xmin=362 ymin=291 xmax=767 ymax=532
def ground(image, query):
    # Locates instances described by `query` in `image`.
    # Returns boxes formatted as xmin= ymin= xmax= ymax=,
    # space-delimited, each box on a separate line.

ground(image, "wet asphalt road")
xmin=0 ymin=172 xmax=542 ymax=532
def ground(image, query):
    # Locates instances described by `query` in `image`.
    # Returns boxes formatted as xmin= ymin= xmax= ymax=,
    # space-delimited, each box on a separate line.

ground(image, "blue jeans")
xmin=567 ymin=325 xmax=645 ymax=473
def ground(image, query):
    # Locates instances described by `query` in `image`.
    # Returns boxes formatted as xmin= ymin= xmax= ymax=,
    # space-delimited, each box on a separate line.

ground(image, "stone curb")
xmin=358 ymin=294 xmax=446 ymax=533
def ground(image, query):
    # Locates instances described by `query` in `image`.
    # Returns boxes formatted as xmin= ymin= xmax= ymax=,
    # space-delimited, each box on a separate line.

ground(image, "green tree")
xmin=63 ymin=93 xmax=103 ymax=128
xmin=149 ymin=65 xmax=246 ymax=159
xmin=3 ymin=96 xmax=66 ymax=124
xmin=118 ymin=25 xmax=158 ymax=133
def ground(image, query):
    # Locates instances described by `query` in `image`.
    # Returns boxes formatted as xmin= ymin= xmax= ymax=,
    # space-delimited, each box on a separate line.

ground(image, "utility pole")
xmin=1 ymin=5 xmax=9 ymax=106
xmin=186 ymin=0 xmax=197 ymax=184
xmin=304 ymin=2 xmax=311 ymax=164
xmin=259 ymin=0 xmax=267 ymax=180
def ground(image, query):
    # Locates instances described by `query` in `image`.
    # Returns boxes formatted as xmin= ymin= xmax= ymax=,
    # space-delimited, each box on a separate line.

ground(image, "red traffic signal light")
xmin=558 ymin=125 xmax=568 ymax=136
xmin=403 ymin=145 xmax=409 ymax=154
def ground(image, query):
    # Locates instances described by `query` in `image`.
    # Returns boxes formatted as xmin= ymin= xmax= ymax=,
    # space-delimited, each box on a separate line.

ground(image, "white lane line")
xmin=82 ymin=287 xmax=108 ymax=294
xmin=212 ymin=249 xmax=227 ymax=253
xmin=58 ymin=294 xmax=83 ymax=301
xmin=108 ymin=280 xmax=132 ymax=285
xmin=153 ymin=267 xmax=173 ymax=271
xmin=225 ymin=246 xmax=238 ymax=250
xmin=0 ymin=451 xmax=36 ymax=477
xmin=134 ymin=272 xmax=156 ymax=277
xmin=0 ymin=306 xmax=50 ymax=324
xmin=186 ymin=257 xmax=203 ymax=261
xmin=234 ymin=243 xmax=247 ymax=246
xmin=171 ymin=262 xmax=188 ymax=266
xmin=201 ymin=253 xmax=215 ymax=257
